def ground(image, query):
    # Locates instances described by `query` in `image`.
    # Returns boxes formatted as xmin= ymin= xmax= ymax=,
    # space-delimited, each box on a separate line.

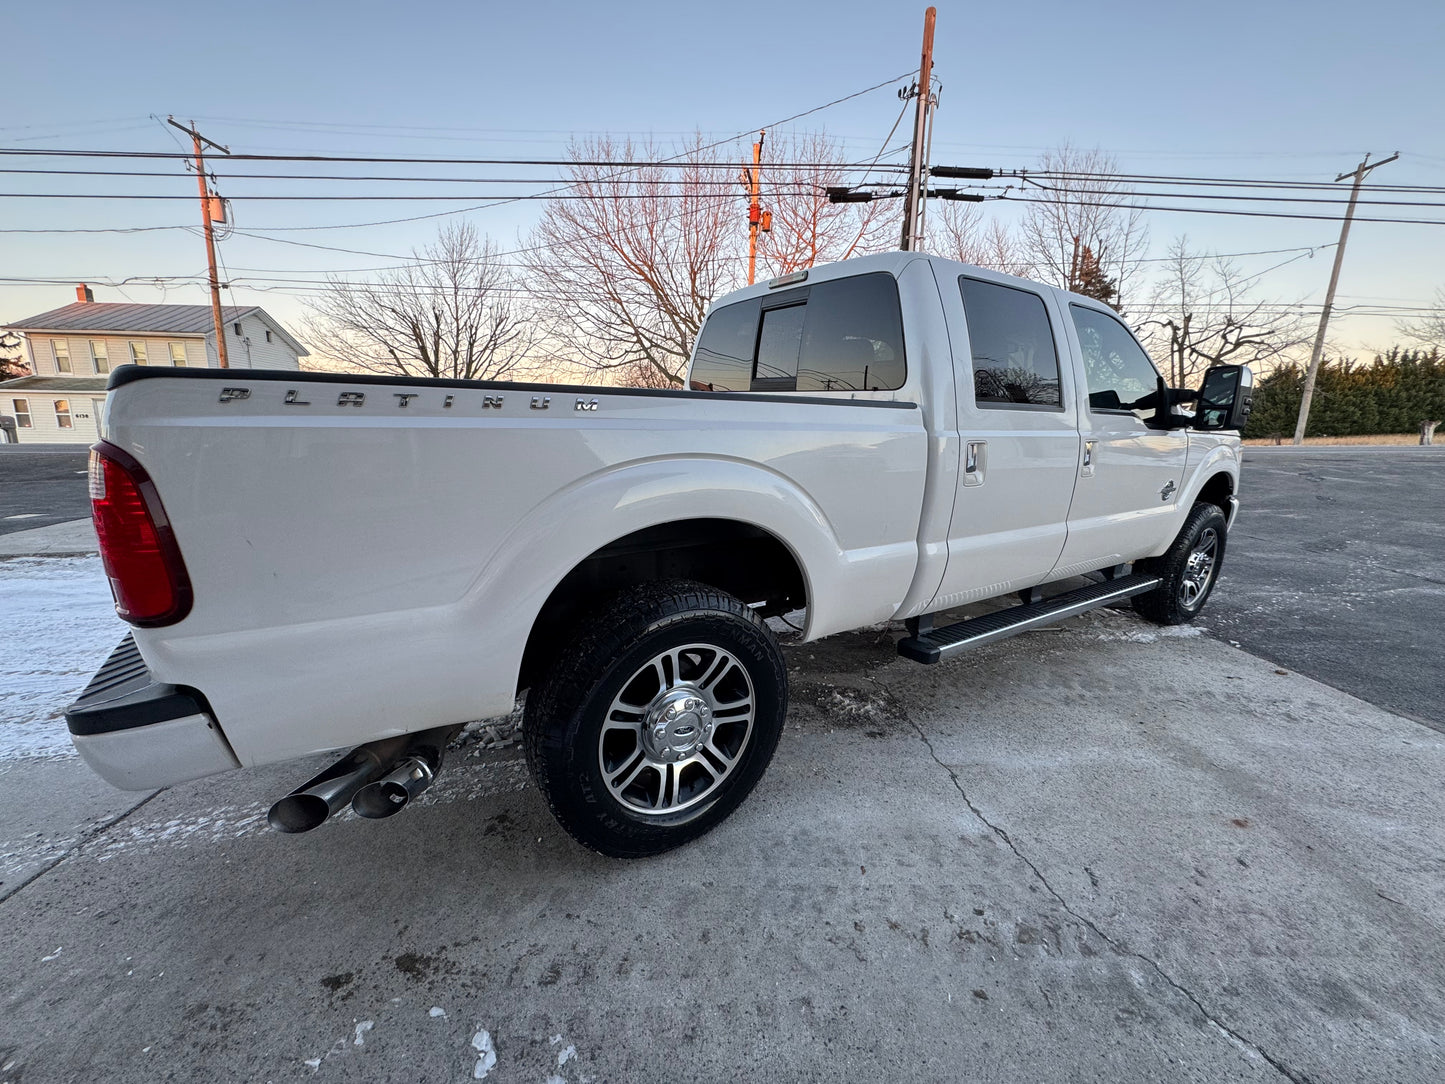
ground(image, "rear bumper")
xmin=66 ymin=634 xmax=240 ymax=790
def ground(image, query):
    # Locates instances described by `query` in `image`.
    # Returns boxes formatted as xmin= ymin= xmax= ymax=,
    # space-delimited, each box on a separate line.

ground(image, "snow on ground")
xmin=0 ymin=556 xmax=125 ymax=760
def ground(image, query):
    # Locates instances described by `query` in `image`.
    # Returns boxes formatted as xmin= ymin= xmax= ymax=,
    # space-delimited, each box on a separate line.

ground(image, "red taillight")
xmin=89 ymin=442 xmax=193 ymax=627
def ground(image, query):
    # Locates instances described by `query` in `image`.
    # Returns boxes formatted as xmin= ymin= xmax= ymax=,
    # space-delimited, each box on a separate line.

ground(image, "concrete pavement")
xmin=2 ymin=609 xmax=1441 ymax=1083
xmin=0 ymin=517 xmax=97 ymax=557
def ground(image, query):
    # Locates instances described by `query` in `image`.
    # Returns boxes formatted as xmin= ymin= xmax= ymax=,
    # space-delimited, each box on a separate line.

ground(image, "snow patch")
xmin=429 ymin=1006 xmax=447 ymax=1019
xmin=0 ymin=556 xmax=126 ymax=760
xmin=353 ymin=1020 xmax=373 ymax=1046
xmin=471 ymin=1029 xmax=497 ymax=1079
xmin=558 ymin=1043 xmax=577 ymax=1066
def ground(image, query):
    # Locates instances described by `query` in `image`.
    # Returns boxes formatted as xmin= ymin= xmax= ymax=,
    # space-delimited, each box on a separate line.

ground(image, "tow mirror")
xmin=1194 ymin=365 xmax=1254 ymax=431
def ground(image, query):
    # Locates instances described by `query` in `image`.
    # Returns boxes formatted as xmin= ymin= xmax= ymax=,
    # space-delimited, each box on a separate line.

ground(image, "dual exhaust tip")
xmin=266 ymin=727 xmax=456 ymax=834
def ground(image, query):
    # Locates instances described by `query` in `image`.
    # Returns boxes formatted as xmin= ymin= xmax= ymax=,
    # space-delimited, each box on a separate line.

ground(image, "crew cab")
xmin=66 ymin=253 xmax=1253 ymax=857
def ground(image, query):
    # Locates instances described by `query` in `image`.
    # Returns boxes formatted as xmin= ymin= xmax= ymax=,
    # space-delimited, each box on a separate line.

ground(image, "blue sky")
xmin=4 ymin=0 xmax=1442 ymax=356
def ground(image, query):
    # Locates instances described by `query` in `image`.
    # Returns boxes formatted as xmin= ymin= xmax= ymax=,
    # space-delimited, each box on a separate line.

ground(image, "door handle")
xmin=1081 ymin=439 xmax=1096 ymax=478
xmin=963 ymin=440 xmax=986 ymax=486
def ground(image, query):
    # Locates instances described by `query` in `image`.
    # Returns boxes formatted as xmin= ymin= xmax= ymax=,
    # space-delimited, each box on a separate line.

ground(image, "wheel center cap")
xmin=644 ymin=688 xmax=714 ymax=762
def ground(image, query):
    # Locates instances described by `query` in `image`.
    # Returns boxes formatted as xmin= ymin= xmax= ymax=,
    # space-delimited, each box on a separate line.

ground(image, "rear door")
xmin=926 ymin=272 xmax=1081 ymax=610
xmin=1051 ymin=302 xmax=1189 ymax=574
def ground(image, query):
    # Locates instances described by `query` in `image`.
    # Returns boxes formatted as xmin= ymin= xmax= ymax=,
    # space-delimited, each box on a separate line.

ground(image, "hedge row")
xmin=1242 ymin=348 xmax=1445 ymax=439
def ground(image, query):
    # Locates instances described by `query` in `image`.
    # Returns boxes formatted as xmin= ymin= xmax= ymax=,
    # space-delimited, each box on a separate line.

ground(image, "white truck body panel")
xmin=76 ymin=252 xmax=1241 ymax=786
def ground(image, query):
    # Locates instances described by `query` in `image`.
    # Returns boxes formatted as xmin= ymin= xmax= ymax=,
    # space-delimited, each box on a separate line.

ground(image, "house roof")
xmin=6 ymin=302 xmax=261 ymax=336
xmin=1 ymin=375 xmax=110 ymax=393
xmin=4 ymin=302 xmax=309 ymax=356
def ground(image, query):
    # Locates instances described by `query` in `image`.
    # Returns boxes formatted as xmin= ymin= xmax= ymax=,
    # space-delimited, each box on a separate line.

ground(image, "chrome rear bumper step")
xmin=897 ymin=573 xmax=1163 ymax=664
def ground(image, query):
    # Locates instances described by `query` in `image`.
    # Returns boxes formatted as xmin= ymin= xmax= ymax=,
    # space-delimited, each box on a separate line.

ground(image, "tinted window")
xmin=688 ymin=273 xmax=906 ymax=393
xmin=797 ymin=274 xmax=906 ymax=391
xmin=1070 ymin=305 xmax=1162 ymax=418
xmin=958 ymin=277 xmax=1062 ymax=408
xmin=690 ymin=298 xmax=759 ymax=391
xmin=754 ymin=304 xmax=806 ymax=385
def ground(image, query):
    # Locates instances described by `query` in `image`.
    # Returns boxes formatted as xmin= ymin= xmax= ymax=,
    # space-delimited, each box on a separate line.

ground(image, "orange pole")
xmin=746 ymin=129 xmax=764 ymax=285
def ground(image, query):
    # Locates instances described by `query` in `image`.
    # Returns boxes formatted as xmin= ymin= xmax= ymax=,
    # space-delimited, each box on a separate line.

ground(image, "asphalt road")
xmin=0 ymin=447 xmax=91 ymax=535
xmin=1206 ymin=447 xmax=1445 ymax=731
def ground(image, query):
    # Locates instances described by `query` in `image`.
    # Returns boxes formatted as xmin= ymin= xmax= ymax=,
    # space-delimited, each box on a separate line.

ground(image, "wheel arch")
xmin=518 ymin=517 xmax=809 ymax=693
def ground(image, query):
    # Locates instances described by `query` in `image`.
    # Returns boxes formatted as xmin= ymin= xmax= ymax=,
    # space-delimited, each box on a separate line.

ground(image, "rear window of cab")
xmin=689 ymin=272 xmax=906 ymax=393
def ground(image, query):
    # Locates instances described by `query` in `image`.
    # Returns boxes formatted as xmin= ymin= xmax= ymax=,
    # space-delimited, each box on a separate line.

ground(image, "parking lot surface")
xmin=0 ymin=447 xmax=90 ymax=535
xmin=3 ymin=611 xmax=1442 ymax=1083
xmin=1209 ymin=447 xmax=1445 ymax=730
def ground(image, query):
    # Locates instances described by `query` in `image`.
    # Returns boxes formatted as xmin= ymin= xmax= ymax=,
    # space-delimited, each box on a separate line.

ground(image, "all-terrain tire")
xmin=523 ymin=580 xmax=787 ymax=858
xmin=1132 ymin=502 xmax=1229 ymax=625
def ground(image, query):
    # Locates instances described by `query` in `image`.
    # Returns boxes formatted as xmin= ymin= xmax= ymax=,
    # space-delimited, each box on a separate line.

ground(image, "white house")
xmin=1 ymin=284 xmax=308 ymax=444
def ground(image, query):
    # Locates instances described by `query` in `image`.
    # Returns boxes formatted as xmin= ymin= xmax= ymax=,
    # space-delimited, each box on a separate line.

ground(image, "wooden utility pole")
xmin=1292 ymin=151 xmax=1398 ymax=444
xmin=899 ymin=6 xmax=937 ymax=251
xmin=743 ymin=130 xmax=770 ymax=285
xmin=168 ymin=116 xmax=232 ymax=369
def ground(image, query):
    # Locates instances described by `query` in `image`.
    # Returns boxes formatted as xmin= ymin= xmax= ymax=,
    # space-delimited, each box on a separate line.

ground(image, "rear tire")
xmin=1132 ymin=502 xmax=1228 ymax=625
xmin=524 ymin=580 xmax=787 ymax=858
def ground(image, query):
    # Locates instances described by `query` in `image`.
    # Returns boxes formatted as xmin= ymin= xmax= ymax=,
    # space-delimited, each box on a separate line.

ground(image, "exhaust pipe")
xmin=351 ymin=728 xmax=454 ymax=820
xmin=267 ymin=736 xmax=410 ymax=834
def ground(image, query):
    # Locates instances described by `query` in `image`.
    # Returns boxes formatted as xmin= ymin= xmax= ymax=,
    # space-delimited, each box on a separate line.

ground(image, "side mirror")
xmin=1193 ymin=365 xmax=1254 ymax=431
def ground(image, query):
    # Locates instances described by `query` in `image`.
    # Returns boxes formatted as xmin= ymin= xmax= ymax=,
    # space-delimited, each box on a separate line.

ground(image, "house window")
xmin=52 ymin=339 xmax=71 ymax=373
xmin=265 ymin=329 xmax=273 ymax=343
xmin=54 ymin=399 xmax=72 ymax=429
xmin=90 ymin=340 xmax=109 ymax=374
xmin=12 ymin=398 xmax=31 ymax=427
xmin=233 ymin=322 xmax=243 ymax=336
xmin=129 ymin=341 xmax=148 ymax=365
xmin=168 ymin=342 xmax=187 ymax=367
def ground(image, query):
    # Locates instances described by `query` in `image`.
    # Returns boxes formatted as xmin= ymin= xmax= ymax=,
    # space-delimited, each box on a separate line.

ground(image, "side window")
xmin=12 ymin=399 xmax=32 ymax=428
xmin=54 ymin=399 xmax=73 ymax=429
xmin=752 ymin=304 xmax=806 ymax=387
xmin=90 ymin=340 xmax=109 ymax=374
xmin=958 ymin=277 xmax=1062 ymax=408
xmin=52 ymin=340 xmax=71 ymax=374
xmin=128 ymin=341 xmax=147 ymax=365
xmin=690 ymin=299 xmax=758 ymax=391
xmin=797 ymin=274 xmax=906 ymax=391
xmin=1069 ymin=305 xmax=1162 ymax=419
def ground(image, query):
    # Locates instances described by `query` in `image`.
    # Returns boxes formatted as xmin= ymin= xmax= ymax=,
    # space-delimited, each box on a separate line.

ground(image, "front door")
xmin=927 ymin=272 xmax=1082 ymax=611
xmin=1052 ymin=302 xmax=1189 ymax=575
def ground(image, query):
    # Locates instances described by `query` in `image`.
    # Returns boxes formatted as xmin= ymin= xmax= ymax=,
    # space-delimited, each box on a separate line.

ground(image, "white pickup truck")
xmin=67 ymin=252 xmax=1252 ymax=857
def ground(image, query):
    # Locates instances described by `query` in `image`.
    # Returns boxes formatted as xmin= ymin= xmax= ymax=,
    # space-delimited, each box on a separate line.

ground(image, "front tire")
xmin=1132 ymin=502 xmax=1228 ymax=625
xmin=524 ymin=581 xmax=787 ymax=858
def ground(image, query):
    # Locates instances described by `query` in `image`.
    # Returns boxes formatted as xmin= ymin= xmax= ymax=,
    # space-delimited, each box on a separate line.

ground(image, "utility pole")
xmin=742 ymin=130 xmax=771 ymax=286
xmin=898 ymin=6 xmax=937 ymax=251
xmin=168 ymin=116 xmax=232 ymax=369
xmin=1292 ymin=151 xmax=1398 ymax=444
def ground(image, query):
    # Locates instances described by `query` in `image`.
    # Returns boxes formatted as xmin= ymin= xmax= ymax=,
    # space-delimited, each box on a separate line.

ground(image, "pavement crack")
xmin=905 ymin=713 xmax=1313 ymax=1084
xmin=0 ymin=789 xmax=161 ymax=905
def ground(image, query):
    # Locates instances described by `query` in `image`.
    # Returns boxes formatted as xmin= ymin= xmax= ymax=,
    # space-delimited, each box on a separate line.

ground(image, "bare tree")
xmin=927 ymin=200 xmax=1030 ymax=275
xmin=525 ymin=137 xmax=736 ymax=388
xmin=1018 ymin=144 xmax=1148 ymax=308
xmin=0 ymin=330 xmax=29 ymax=380
xmin=306 ymin=222 xmax=533 ymax=380
xmin=1137 ymin=237 xmax=1311 ymax=387
xmin=1396 ymin=287 xmax=1445 ymax=348
xmin=756 ymin=130 xmax=900 ymax=277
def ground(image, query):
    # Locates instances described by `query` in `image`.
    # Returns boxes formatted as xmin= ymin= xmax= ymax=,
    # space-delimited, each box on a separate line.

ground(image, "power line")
xmin=993 ymin=192 xmax=1445 ymax=227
